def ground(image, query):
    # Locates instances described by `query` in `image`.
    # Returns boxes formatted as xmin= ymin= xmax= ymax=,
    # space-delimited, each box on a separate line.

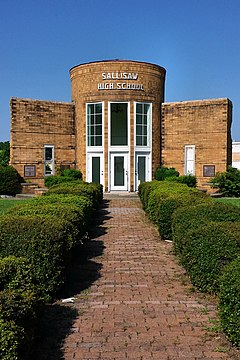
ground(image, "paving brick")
xmin=35 ymin=196 xmax=240 ymax=359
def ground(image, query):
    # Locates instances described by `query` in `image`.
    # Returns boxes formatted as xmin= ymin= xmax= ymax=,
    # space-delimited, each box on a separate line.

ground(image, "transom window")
xmin=87 ymin=103 xmax=103 ymax=146
xmin=136 ymin=103 xmax=150 ymax=146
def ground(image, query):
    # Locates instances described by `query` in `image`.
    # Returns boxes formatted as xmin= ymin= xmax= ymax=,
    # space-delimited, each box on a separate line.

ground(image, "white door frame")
xmin=110 ymin=152 xmax=129 ymax=191
xmin=135 ymin=152 xmax=151 ymax=191
xmin=86 ymin=152 xmax=104 ymax=187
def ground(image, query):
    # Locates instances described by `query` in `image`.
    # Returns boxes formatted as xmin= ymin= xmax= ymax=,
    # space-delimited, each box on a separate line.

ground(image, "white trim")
xmin=86 ymin=152 xmax=104 ymax=188
xmin=86 ymin=101 xmax=104 ymax=151
xmin=44 ymin=144 xmax=54 ymax=176
xmin=110 ymin=152 xmax=129 ymax=191
xmin=134 ymin=152 xmax=151 ymax=191
xmin=86 ymin=101 xmax=104 ymax=189
xmin=108 ymin=101 xmax=130 ymax=191
xmin=133 ymin=102 xmax=152 ymax=191
xmin=184 ymin=145 xmax=195 ymax=175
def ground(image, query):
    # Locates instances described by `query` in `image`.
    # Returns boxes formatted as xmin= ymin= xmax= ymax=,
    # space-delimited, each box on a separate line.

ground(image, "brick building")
xmin=10 ymin=60 xmax=232 ymax=191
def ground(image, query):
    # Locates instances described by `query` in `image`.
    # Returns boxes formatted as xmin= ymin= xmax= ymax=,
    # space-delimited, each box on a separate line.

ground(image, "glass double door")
xmin=110 ymin=153 xmax=128 ymax=191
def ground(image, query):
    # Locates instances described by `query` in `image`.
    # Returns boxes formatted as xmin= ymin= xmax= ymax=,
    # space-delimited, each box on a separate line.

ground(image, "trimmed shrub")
xmin=179 ymin=222 xmax=240 ymax=293
xmin=172 ymin=202 xmax=240 ymax=256
xmin=0 ymin=256 xmax=37 ymax=292
xmin=147 ymin=181 xmax=212 ymax=240
xmin=138 ymin=180 xmax=160 ymax=210
xmin=155 ymin=166 xmax=179 ymax=181
xmin=46 ymin=181 xmax=103 ymax=209
xmin=44 ymin=169 xmax=83 ymax=187
xmin=58 ymin=168 xmax=82 ymax=179
xmin=0 ymin=215 xmax=76 ymax=298
xmin=8 ymin=203 xmax=82 ymax=245
xmin=0 ymin=319 xmax=24 ymax=360
xmin=0 ymin=256 xmax=42 ymax=359
xmin=31 ymin=194 xmax=93 ymax=231
xmin=0 ymin=166 xmax=22 ymax=195
xmin=211 ymin=166 xmax=240 ymax=197
xmin=219 ymin=256 xmax=240 ymax=345
xmin=169 ymin=174 xmax=197 ymax=188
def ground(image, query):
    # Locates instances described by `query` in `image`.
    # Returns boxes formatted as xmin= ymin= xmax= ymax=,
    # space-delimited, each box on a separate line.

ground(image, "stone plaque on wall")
xmin=203 ymin=165 xmax=215 ymax=177
xmin=24 ymin=165 xmax=36 ymax=177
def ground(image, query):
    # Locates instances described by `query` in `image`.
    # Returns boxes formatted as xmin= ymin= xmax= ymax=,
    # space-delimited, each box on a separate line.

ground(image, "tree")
xmin=0 ymin=142 xmax=10 ymax=166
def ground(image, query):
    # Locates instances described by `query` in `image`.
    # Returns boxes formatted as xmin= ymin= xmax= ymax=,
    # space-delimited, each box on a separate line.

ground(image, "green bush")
xmin=44 ymin=169 xmax=83 ymax=187
xmin=31 ymin=194 xmax=93 ymax=231
xmin=0 ymin=166 xmax=22 ymax=196
xmin=0 ymin=141 xmax=10 ymax=167
xmin=168 ymin=174 xmax=197 ymax=188
xmin=0 ymin=319 xmax=24 ymax=360
xmin=58 ymin=168 xmax=82 ymax=179
xmin=46 ymin=181 xmax=103 ymax=209
xmin=8 ymin=203 xmax=82 ymax=246
xmin=172 ymin=202 xmax=240 ymax=256
xmin=0 ymin=215 xmax=75 ymax=298
xmin=211 ymin=166 xmax=240 ymax=197
xmin=0 ymin=256 xmax=42 ymax=359
xmin=0 ymin=256 xmax=37 ymax=292
xmin=219 ymin=256 xmax=240 ymax=345
xmin=148 ymin=188 xmax=211 ymax=240
xmin=138 ymin=180 xmax=160 ymax=210
xmin=179 ymin=222 xmax=240 ymax=293
xmin=155 ymin=166 xmax=179 ymax=181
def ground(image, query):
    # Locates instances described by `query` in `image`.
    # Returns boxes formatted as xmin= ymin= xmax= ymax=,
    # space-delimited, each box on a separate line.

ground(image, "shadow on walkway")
xmin=33 ymin=200 xmax=111 ymax=360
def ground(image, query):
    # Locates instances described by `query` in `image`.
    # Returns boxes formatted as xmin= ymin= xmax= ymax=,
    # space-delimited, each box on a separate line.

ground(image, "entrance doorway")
xmin=110 ymin=153 xmax=128 ymax=191
xmin=135 ymin=153 xmax=151 ymax=190
xmin=87 ymin=153 xmax=104 ymax=186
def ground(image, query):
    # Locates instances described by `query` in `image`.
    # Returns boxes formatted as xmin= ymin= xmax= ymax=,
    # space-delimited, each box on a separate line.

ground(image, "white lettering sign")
xmin=98 ymin=70 xmax=144 ymax=91
xmin=102 ymin=72 xmax=138 ymax=80
xmin=98 ymin=82 xmax=144 ymax=91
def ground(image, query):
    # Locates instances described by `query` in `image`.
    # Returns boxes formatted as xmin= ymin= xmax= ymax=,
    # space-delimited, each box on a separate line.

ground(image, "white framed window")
xmin=44 ymin=145 xmax=54 ymax=176
xmin=87 ymin=102 xmax=103 ymax=147
xmin=184 ymin=145 xmax=195 ymax=175
xmin=135 ymin=103 xmax=151 ymax=147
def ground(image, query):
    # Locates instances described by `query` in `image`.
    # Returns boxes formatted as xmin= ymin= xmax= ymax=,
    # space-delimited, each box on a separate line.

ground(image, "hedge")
xmin=0 ymin=215 xmax=75 ymax=298
xmin=0 ymin=183 xmax=101 ymax=358
xmin=141 ymin=181 xmax=211 ymax=240
xmin=0 ymin=319 xmax=24 ymax=360
xmin=44 ymin=169 xmax=83 ymax=188
xmin=46 ymin=181 xmax=103 ymax=209
xmin=139 ymin=180 xmax=240 ymax=346
xmin=0 ymin=257 xmax=42 ymax=359
xmin=219 ymin=256 xmax=240 ymax=345
xmin=138 ymin=180 xmax=160 ymax=210
xmin=31 ymin=194 xmax=93 ymax=231
xmin=172 ymin=201 xmax=240 ymax=256
xmin=178 ymin=222 xmax=240 ymax=293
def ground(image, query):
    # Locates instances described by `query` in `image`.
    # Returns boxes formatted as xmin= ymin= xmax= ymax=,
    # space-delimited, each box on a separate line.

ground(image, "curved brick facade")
xmin=70 ymin=60 xmax=166 ymax=191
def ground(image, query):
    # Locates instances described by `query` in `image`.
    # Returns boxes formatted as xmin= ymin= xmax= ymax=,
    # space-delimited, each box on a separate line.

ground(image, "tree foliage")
xmin=0 ymin=142 xmax=10 ymax=166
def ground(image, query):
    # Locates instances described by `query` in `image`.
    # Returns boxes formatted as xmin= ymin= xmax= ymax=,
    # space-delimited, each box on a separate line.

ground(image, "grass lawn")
xmin=215 ymin=197 xmax=240 ymax=208
xmin=0 ymin=199 xmax=31 ymax=215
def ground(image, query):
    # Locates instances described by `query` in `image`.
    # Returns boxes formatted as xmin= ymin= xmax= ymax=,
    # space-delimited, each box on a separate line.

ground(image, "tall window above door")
xmin=135 ymin=103 xmax=151 ymax=146
xmin=87 ymin=102 xmax=103 ymax=146
xmin=110 ymin=103 xmax=128 ymax=146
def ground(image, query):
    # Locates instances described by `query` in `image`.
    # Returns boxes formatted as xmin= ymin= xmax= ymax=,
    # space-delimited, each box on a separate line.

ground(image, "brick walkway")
xmin=59 ymin=196 xmax=239 ymax=359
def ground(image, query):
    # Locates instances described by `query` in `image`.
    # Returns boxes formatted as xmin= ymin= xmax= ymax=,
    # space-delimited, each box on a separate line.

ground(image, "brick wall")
xmin=70 ymin=60 xmax=166 ymax=190
xmin=161 ymin=98 xmax=232 ymax=185
xmin=10 ymin=98 xmax=76 ymax=185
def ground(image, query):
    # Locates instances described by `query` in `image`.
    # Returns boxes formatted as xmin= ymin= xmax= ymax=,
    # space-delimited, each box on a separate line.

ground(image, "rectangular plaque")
xmin=24 ymin=165 xmax=36 ymax=177
xmin=203 ymin=165 xmax=215 ymax=177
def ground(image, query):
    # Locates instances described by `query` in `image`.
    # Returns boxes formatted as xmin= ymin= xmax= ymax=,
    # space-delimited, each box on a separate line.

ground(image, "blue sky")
xmin=0 ymin=0 xmax=240 ymax=141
